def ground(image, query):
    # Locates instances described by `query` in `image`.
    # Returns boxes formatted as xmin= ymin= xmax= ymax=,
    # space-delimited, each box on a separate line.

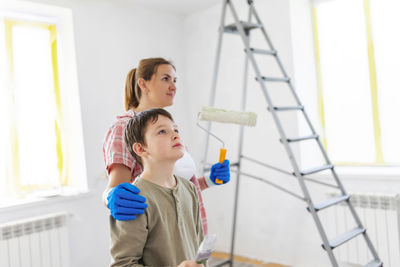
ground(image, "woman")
xmin=103 ymin=57 xmax=230 ymax=235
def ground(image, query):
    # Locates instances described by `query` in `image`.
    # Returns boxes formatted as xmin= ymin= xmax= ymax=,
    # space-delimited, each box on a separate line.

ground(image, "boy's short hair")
xmin=124 ymin=108 xmax=174 ymax=167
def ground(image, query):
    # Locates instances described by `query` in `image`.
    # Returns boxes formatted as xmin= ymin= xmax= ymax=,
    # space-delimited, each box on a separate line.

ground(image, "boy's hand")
xmin=177 ymin=260 xmax=204 ymax=267
xmin=107 ymin=183 xmax=148 ymax=221
xmin=209 ymin=159 xmax=230 ymax=185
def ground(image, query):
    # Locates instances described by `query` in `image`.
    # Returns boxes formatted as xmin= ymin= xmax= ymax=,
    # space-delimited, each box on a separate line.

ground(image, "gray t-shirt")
xmin=110 ymin=175 xmax=204 ymax=267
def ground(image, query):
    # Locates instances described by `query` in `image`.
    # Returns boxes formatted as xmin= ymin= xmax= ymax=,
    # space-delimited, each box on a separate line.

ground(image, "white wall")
xmin=1 ymin=0 xmax=185 ymax=266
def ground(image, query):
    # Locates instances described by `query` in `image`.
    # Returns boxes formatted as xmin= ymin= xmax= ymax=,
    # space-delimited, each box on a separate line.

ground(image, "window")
xmin=313 ymin=0 xmax=400 ymax=165
xmin=0 ymin=1 xmax=87 ymax=204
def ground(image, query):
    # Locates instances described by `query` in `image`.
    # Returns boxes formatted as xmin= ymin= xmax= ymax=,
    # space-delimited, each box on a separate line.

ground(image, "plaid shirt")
xmin=103 ymin=110 xmax=208 ymax=234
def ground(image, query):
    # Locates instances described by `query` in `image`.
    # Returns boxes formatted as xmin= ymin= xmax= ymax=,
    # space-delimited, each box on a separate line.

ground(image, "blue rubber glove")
xmin=209 ymin=159 xmax=230 ymax=185
xmin=107 ymin=183 xmax=148 ymax=221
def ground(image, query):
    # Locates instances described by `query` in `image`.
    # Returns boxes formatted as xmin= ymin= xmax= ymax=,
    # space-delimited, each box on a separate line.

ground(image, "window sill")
xmin=313 ymin=165 xmax=400 ymax=182
xmin=0 ymin=188 xmax=93 ymax=214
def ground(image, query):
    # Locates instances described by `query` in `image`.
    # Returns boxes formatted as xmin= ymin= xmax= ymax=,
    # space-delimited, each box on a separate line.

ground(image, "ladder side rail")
xmin=227 ymin=2 xmax=338 ymax=266
xmin=249 ymin=1 xmax=349 ymax=187
xmin=249 ymin=0 xmax=344 ymax=174
xmin=331 ymin=166 xmax=381 ymax=261
xmin=227 ymin=0 xmax=308 ymax=198
xmin=331 ymin=168 xmax=381 ymax=261
xmin=249 ymin=1 xmax=331 ymax=161
xmin=344 ymin=196 xmax=381 ymax=261
xmin=227 ymin=0 xmax=307 ymax=195
xmin=250 ymin=0 xmax=332 ymax=149
xmin=324 ymin=165 xmax=380 ymax=261
xmin=228 ymin=5 xmax=254 ymax=266
xmin=249 ymin=1 xmax=328 ymax=145
xmin=202 ymin=0 xmax=229 ymax=176
xmin=249 ymin=3 xmax=290 ymax=82
xmin=228 ymin=35 xmax=249 ymax=267
xmin=249 ymin=2 xmax=331 ymax=149
xmin=248 ymin=3 xmax=276 ymax=56
xmin=251 ymin=4 xmax=326 ymax=157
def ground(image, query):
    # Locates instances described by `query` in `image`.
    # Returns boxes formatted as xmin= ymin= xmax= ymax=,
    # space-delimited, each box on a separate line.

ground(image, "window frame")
xmin=311 ymin=0 xmax=394 ymax=166
xmin=0 ymin=1 xmax=88 ymax=204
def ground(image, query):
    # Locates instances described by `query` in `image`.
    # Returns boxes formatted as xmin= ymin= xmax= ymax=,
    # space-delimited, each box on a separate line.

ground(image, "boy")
xmin=109 ymin=108 xmax=204 ymax=267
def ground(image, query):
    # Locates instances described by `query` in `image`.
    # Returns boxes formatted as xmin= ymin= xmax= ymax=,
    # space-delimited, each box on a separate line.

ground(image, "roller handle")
xmin=215 ymin=148 xmax=227 ymax=184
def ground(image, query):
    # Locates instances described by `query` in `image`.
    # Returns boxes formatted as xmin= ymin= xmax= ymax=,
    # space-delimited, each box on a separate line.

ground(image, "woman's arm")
xmin=103 ymin=163 xmax=147 ymax=221
xmin=196 ymin=176 xmax=209 ymax=191
xmin=103 ymin=116 xmax=147 ymax=221
xmin=102 ymin=163 xmax=132 ymax=206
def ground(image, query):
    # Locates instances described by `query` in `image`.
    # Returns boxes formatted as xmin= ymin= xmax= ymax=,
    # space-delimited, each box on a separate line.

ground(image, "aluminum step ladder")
xmin=201 ymin=1 xmax=383 ymax=266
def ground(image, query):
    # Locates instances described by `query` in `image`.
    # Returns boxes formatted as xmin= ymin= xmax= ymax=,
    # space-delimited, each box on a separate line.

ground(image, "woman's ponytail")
xmin=124 ymin=68 xmax=139 ymax=111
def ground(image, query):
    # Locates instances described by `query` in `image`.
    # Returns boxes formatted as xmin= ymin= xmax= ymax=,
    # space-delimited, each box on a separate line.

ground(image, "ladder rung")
xmin=268 ymin=106 xmax=304 ymax=112
xmin=258 ymin=76 xmax=290 ymax=83
xmin=246 ymin=47 xmax=277 ymax=56
xmin=299 ymin=164 xmax=333 ymax=176
xmin=364 ymin=260 xmax=383 ymax=267
xmin=285 ymin=134 xmax=319 ymax=143
xmin=223 ymin=21 xmax=261 ymax=34
xmin=322 ymin=227 xmax=366 ymax=250
xmin=307 ymin=195 xmax=350 ymax=212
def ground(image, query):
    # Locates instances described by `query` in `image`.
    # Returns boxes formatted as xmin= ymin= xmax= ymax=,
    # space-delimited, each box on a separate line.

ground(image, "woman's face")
xmin=145 ymin=64 xmax=177 ymax=108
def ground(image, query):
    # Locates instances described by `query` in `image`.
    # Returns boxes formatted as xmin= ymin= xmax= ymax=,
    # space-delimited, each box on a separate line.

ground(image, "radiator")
xmin=324 ymin=193 xmax=400 ymax=267
xmin=0 ymin=212 xmax=70 ymax=267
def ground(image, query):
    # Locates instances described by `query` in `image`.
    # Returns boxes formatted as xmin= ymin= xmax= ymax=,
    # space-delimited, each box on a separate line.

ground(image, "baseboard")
xmin=211 ymin=251 xmax=290 ymax=267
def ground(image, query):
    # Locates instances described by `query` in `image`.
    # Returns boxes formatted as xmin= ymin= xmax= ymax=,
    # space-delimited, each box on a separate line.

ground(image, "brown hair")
xmin=124 ymin=57 xmax=176 ymax=111
xmin=124 ymin=108 xmax=174 ymax=167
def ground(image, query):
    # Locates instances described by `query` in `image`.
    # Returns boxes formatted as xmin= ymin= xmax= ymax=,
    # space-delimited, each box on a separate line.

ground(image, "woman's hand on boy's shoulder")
xmin=107 ymin=183 xmax=148 ymax=221
xmin=177 ymin=260 xmax=204 ymax=267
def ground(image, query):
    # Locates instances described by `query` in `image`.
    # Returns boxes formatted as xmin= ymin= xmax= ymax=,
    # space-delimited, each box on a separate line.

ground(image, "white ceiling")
xmin=128 ymin=0 xmax=221 ymax=16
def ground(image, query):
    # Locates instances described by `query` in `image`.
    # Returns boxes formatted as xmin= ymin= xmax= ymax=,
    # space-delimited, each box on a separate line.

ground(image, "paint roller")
xmin=197 ymin=106 xmax=257 ymax=184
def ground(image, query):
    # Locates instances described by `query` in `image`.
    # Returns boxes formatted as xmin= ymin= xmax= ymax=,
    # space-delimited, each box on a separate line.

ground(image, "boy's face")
xmin=141 ymin=115 xmax=184 ymax=163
